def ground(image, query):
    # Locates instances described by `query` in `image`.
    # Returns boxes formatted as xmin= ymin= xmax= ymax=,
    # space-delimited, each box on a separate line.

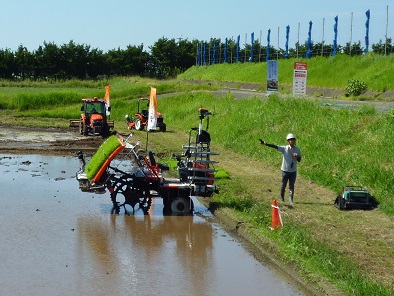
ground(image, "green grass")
xmin=271 ymin=224 xmax=392 ymax=296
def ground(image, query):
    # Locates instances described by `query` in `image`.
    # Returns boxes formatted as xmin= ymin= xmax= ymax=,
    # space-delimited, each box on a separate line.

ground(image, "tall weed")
xmin=14 ymin=92 xmax=81 ymax=111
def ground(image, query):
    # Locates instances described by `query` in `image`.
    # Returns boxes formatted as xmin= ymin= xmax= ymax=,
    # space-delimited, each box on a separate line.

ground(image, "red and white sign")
xmin=293 ymin=62 xmax=308 ymax=95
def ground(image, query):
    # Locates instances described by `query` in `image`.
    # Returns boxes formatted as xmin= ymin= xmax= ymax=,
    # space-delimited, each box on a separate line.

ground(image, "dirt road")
xmin=215 ymin=82 xmax=394 ymax=113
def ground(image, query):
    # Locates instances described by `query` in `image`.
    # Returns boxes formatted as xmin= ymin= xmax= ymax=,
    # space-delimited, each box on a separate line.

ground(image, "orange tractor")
xmin=125 ymin=98 xmax=166 ymax=132
xmin=70 ymin=97 xmax=114 ymax=136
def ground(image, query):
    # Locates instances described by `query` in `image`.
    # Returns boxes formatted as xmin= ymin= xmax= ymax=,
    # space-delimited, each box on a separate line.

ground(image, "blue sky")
xmin=0 ymin=1 xmax=392 ymax=52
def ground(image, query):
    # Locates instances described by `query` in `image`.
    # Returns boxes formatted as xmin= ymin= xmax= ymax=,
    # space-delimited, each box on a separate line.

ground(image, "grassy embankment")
xmin=0 ymin=54 xmax=393 ymax=295
xmin=180 ymin=53 xmax=394 ymax=94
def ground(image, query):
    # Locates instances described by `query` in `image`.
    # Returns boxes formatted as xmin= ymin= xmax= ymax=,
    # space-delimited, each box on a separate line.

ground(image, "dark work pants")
xmin=280 ymin=171 xmax=297 ymax=201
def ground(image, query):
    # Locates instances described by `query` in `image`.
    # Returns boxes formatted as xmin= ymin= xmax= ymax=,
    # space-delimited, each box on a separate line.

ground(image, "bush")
xmin=345 ymin=79 xmax=367 ymax=96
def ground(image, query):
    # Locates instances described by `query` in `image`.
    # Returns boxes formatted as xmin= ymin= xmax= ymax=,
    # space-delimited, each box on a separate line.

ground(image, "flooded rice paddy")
xmin=0 ymin=154 xmax=305 ymax=296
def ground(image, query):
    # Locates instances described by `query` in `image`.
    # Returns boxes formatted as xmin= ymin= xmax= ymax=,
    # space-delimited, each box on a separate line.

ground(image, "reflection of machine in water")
xmin=76 ymin=108 xmax=219 ymax=216
xmin=77 ymin=213 xmax=213 ymax=295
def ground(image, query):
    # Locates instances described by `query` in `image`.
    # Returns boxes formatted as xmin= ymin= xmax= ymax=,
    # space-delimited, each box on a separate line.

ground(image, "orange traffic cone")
xmin=270 ymin=199 xmax=283 ymax=230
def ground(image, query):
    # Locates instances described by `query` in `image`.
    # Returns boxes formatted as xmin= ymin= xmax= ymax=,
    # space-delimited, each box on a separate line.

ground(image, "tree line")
xmin=0 ymin=38 xmax=196 ymax=80
xmin=0 ymin=37 xmax=392 ymax=80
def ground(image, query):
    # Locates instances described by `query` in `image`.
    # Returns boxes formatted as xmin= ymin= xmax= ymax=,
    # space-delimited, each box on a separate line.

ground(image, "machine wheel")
xmin=160 ymin=123 xmax=167 ymax=132
xmin=171 ymin=197 xmax=194 ymax=215
xmin=134 ymin=119 xmax=144 ymax=131
xmin=162 ymin=197 xmax=172 ymax=215
xmin=111 ymin=185 xmax=151 ymax=214
xmin=339 ymin=195 xmax=345 ymax=210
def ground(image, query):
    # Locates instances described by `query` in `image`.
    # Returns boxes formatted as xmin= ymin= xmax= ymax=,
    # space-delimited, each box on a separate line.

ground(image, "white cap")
xmin=286 ymin=133 xmax=296 ymax=140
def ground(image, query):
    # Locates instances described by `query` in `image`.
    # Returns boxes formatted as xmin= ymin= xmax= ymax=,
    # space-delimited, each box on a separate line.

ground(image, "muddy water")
xmin=0 ymin=155 xmax=305 ymax=296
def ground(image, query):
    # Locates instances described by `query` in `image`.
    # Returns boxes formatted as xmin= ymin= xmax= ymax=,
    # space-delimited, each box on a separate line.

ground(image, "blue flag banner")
xmin=306 ymin=21 xmax=313 ymax=58
xmin=236 ymin=35 xmax=240 ymax=63
xmin=364 ymin=9 xmax=370 ymax=53
xmin=266 ymin=29 xmax=271 ymax=61
xmin=285 ymin=25 xmax=290 ymax=58
xmin=332 ymin=16 xmax=338 ymax=56
xmin=250 ymin=32 xmax=254 ymax=62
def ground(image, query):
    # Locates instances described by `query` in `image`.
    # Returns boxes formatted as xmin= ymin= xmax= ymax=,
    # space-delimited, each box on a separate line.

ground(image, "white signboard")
xmin=267 ymin=60 xmax=278 ymax=92
xmin=147 ymin=87 xmax=158 ymax=131
xmin=292 ymin=62 xmax=308 ymax=95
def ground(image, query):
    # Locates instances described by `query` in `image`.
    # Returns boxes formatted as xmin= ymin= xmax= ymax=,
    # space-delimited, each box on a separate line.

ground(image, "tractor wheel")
xmin=135 ymin=119 xmax=144 ymax=131
xmin=80 ymin=120 xmax=88 ymax=136
xmin=160 ymin=123 xmax=167 ymax=132
xmin=170 ymin=197 xmax=194 ymax=215
xmin=79 ymin=120 xmax=83 ymax=135
xmin=370 ymin=195 xmax=378 ymax=209
xmin=339 ymin=195 xmax=345 ymax=210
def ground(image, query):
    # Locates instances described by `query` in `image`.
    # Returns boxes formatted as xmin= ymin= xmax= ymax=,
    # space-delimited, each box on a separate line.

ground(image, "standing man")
xmin=260 ymin=133 xmax=302 ymax=205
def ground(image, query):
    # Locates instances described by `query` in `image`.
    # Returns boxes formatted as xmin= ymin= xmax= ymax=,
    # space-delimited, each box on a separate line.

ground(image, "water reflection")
xmin=77 ymin=207 xmax=213 ymax=296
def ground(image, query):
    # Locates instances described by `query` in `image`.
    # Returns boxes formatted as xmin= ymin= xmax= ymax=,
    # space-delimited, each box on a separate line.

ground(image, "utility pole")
xmin=297 ymin=22 xmax=300 ymax=58
xmin=277 ymin=26 xmax=280 ymax=60
xmin=350 ymin=12 xmax=353 ymax=56
xmin=259 ymin=30 xmax=262 ymax=62
xmin=385 ymin=5 xmax=389 ymax=56
xmin=244 ymin=33 xmax=247 ymax=62
xmin=321 ymin=18 xmax=325 ymax=56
